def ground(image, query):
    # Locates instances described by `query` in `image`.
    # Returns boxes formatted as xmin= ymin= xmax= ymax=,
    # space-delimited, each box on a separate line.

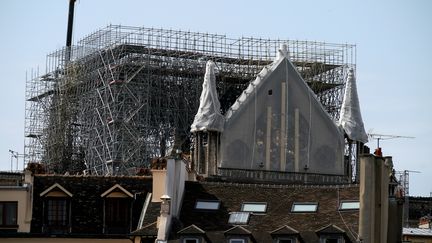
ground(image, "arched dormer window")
xmin=40 ymin=183 xmax=73 ymax=234
xmin=101 ymin=184 xmax=133 ymax=234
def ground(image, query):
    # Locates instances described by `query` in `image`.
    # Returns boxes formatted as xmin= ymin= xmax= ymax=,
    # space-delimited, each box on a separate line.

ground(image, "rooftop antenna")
xmin=8 ymin=150 xmax=25 ymax=172
xmin=367 ymin=132 xmax=415 ymax=156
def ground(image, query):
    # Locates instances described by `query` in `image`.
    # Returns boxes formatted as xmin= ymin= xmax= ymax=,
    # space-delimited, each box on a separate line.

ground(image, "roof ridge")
xmin=197 ymin=180 xmax=358 ymax=189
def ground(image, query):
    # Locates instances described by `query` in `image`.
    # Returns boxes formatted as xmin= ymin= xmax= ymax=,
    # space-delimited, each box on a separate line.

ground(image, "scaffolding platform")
xmin=24 ymin=25 xmax=356 ymax=175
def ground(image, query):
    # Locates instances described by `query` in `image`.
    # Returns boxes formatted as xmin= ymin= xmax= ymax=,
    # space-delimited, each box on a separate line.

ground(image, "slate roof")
xmin=270 ymin=225 xmax=300 ymax=235
xmin=131 ymin=221 xmax=158 ymax=236
xmin=173 ymin=180 xmax=359 ymax=242
xmin=31 ymin=175 xmax=152 ymax=236
xmin=224 ymin=225 xmax=252 ymax=235
xmin=316 ymin=224 xmax=346 ymax=234
xmin=131 ymin=202 xmax=161 ymax=236
xmin=178 ymin=224 xmax=206 ymax=235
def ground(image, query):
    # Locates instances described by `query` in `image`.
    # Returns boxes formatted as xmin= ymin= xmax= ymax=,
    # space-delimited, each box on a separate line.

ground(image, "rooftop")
xmin=403 ymin=227 xmax=432 ymax=236
xmin=171 ymin=180 xmax=359 ymax=242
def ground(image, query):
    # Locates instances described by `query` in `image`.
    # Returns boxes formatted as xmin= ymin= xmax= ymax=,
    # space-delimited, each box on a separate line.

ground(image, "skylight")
xmin=241 ymin=202 xmax=267 ymax=213
xmin=195 ymin=200 xmax=220 ymax=210
xmin=291 ymin=202 xmax=318 ymax=212
xmin=228 ymin=212 xmax=250 ymax=224
xmin=339 ymin=201 xmax=360 ymax=210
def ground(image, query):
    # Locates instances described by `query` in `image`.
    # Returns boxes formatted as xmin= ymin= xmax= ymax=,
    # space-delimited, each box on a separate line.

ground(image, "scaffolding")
xmin=24 ymin=25 xmax=356 ymax=175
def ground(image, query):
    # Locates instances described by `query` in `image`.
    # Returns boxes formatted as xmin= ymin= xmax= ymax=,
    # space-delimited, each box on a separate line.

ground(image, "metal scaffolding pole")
xmin=24 ymin=25 xmax=356 ymax=175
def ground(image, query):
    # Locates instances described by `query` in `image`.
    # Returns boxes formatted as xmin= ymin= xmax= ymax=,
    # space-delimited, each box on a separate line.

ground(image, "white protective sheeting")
xmin=190 ymin=61 xmax=224 ymax=132
xmin=221 ymin=45 xmax=345 ymax=175
xmin=338 ymin=68 xmax=368 ymax=143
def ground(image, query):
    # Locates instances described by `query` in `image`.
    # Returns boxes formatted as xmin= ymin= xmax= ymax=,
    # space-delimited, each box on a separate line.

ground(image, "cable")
xmin=337 ymin=188 xmax=360 ymax=240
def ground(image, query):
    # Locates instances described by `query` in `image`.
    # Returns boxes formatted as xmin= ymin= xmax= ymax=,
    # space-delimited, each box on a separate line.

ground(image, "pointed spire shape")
xmin=222 ymin=50 xmax=345 ymax=174
xmin=276 ymin=43 xmax=289 ymax=60
xmin=339 ymin=68 xmax=368 ymax=143
xmin=190 ymin=61 xmax=224 ymax=132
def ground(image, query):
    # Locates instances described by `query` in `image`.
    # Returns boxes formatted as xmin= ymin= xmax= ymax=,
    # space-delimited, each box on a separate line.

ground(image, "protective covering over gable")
xmin=338 ymin=68 xmax=368 ymax=143
xmin=190 ymin=61 xmax=224 ymax=132
xmin=221 ymin=46 xmax=345 ymax=175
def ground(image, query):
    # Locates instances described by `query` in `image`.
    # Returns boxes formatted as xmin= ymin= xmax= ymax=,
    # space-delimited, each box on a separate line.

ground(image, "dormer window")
xmin=183 ymin=238 xmax=200 ymax=243
xmin=224 ymin=225 xmax=253 ymax=243
xmin=101 ymin=184 xmax=133 ymax=234
xmin=40 ymin=183 xmax=73 ymax=234
xmin=178 ymin=224 xmax=206 ymax=243
xmin=270 ymin=225 xmax=303 ymax=243
xmin=319 ymin=236 xmax=344 ymax=243
xmin=316 ymin=224 xmax=348 ymax=243
xmin=276 ymin=239 xmax=294 ymax=243
xmin=229 ymin=239 xmax=246 ymax=243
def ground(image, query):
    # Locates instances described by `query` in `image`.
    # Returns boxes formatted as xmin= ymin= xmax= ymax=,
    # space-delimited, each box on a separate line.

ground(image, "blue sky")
xmin=0 ymin=0 xmax=431 ymax=196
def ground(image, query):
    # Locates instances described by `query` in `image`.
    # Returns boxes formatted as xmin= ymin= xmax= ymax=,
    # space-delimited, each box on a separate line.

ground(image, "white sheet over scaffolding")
xmin=190 ymin=61 xmax=224 ymax=132
xmin=338 ymin=68 xmax=368 ymax=143
xmin=221 ymin=45 xmax=345 ymax=175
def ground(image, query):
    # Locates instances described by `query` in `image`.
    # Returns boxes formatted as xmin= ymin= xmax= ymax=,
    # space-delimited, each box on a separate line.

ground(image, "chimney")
xmin=358 ymin=154 xmax=392 ymax=243
xmin=151 ymin=158 xmax=167 ymax=202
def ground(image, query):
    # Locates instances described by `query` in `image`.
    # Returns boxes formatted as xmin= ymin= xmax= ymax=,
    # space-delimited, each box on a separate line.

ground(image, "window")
xmin=320 ymin=236 xmax=344 ymax=243
xmin=0 ymin=202 xmax=18 ymax=227
xmin=40 ymin=183 xmax=72 ymax=234
xmin=229 ymin=239 xmax=245 ymax=243
xmin=291 ymin=202 xmax=318 ymax=212
xmin=228 ymin=212 xmax=250 ymax=224
xmin=277 ymin=239 xmax=293 ymax=243
xmin=195 ymin=200 xmax=220 ymax=210
xmin=43 ymin=198 xmax=70 ymax=234
xmin=183 ymin=238 xmax=199 ymax=243
xmin=46 ymin=199 xmax=68 ymax=226
xmin=326 ymin=239 xmax=338 ymax=243
xmin=105 ymin=198 xmax=131 ymax=233
xmin=241 ymin=202 xmax=267 ymax=213
xmin=339 ymin=201 xmax=359 ymax=210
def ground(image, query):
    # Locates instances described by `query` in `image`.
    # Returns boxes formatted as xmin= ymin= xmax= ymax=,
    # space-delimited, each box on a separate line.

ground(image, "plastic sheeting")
xmin=221 ymin=46 xmax=345 ymax=175
xmin=190 ymin=61 xmax=224 ymax=132
xmin=339 ymin=68 xmax=368 ymax=143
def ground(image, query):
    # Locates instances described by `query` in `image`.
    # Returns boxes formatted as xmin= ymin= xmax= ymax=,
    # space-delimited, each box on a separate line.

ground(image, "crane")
xmin=395 ymin=170 xmax=421 ymax=227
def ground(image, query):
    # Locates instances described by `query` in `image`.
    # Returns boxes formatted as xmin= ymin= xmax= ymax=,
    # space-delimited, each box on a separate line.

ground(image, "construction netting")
xmin=220 ymin=49 xmax=345 ymax=175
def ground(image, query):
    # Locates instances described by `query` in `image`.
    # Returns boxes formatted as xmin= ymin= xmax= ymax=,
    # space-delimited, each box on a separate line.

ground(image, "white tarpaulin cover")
xmin=190 ymin=61 xmax=224 ymax=132
xmin=338 ymin=68 xmax=368 ymax=143
xmin=221 ymin=45 xmax=345 ymax=175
